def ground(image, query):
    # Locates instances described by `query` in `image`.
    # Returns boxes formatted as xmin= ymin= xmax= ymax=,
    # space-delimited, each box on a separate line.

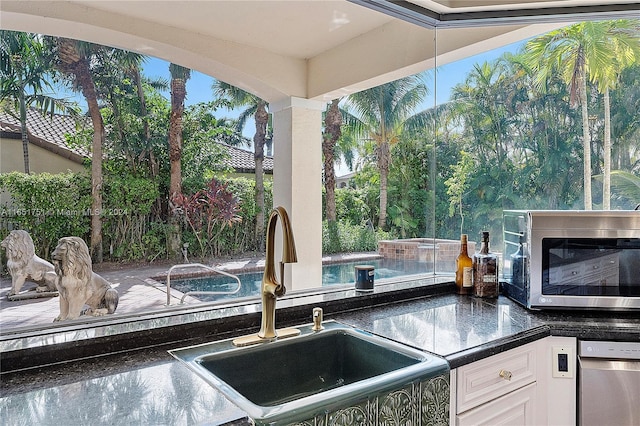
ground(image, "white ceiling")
xmin=1 ymin=1 xmax=638 ymax=104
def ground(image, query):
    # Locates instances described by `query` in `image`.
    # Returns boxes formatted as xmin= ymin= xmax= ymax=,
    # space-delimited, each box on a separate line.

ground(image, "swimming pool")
xmin=169 ymin=258 xmax=429 ymax=302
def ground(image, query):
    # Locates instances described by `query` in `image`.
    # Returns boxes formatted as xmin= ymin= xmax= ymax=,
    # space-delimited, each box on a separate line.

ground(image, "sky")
xmin=140 ymin=40 xmax=524 ymax=111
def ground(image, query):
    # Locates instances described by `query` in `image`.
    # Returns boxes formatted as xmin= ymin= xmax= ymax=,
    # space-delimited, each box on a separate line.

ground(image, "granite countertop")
xmin=1 ymin=284 xmax=639 ymax=426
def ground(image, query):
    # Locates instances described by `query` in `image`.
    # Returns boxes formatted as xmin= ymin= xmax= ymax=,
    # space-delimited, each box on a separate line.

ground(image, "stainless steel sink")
xmin=169 ymin=321 xmax=449 ymax=424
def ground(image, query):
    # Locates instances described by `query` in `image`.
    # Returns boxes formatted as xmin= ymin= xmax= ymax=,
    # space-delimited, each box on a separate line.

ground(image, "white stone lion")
xmin=1 ymin=230 xmax=58 ymax=297
xmin=51 ymin=236 xmax=119 ymax=321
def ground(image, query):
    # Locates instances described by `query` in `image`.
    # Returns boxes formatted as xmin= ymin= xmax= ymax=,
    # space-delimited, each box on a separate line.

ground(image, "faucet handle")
xmin=312 ymin=307 xmax=324 ymax=331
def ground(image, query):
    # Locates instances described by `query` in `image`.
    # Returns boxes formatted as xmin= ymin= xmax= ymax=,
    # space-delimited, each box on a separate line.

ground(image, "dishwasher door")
xmin=578 ymin=341 xmax=640 ymax=426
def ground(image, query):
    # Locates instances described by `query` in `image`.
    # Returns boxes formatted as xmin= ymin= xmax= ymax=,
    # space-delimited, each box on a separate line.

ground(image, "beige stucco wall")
xmin=0 ymin=137 xmax=85 ymax=174
xmin=216 ymin=171 xmax=273 ymax=181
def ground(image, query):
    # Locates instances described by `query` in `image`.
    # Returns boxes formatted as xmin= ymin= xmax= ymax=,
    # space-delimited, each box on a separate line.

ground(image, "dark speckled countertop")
xmin=1 ymin=279 xmax=638 ymax=425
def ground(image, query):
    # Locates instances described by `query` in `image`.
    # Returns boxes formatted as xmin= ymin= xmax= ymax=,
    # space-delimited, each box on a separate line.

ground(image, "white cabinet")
xmin=452 ymin=341 xmax=538 ymax=425
xmin=450 ymin=336 xmax=577 ymax=426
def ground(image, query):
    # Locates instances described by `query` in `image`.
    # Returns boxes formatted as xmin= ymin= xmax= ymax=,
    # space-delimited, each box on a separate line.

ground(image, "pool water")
xmin=170 ymin=258 xmax=428 ymax=302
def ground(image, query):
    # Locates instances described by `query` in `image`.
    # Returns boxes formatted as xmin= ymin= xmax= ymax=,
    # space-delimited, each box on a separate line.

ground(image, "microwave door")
xmin=537 ymin=236 xmax=640 ymax=308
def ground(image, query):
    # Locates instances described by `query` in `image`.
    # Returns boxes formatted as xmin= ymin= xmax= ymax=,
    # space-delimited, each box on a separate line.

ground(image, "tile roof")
xmin=223 ymin=143 xmax=273 ymax=173
xmin=0 ymin=107 xmax=89 ymax=163
xmin=0 ymin=108 xmax=273 ymax=173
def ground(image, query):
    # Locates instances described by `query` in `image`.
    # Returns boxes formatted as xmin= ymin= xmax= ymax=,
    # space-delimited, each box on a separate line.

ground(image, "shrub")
xmin=102 ymin=171 xmax=160 ymax=260
xmin=0 ymin=171 xmax=91 ymax=257
xmin=322 ymin=220 xmax=394 ymax=254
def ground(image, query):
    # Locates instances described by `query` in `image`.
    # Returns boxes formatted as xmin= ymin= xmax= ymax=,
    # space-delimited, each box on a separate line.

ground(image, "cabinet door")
xmin=457 ymin=382 xmax=537 ymax=426
xmin=456 ymin=342 xmax=537 ymax=413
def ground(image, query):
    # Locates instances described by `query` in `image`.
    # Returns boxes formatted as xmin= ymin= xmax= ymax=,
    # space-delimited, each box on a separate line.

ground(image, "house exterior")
xmin=0 ymin=108 xmax=87 ymax=174
xmin=335 ymin=172 xmax=356 ymax=189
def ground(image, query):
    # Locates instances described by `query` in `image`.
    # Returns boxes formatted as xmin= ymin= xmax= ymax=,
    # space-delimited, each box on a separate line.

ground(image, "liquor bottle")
xmin=455 ymin=234 xmax=473 ymax=295
xmin=473 ymin=231 xmax=499 ymax=298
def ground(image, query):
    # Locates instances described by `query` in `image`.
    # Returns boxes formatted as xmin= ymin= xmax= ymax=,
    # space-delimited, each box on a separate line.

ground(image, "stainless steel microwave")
xmin=502 ymin=210 xmax=640 ymax=311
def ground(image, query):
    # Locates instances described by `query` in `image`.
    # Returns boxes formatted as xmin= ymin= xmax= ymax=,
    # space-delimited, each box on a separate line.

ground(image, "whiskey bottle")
xmin=455 ymin=234 xmax=473 ymax=295
xmin=473 ymin=231 xmax=498 ymax=298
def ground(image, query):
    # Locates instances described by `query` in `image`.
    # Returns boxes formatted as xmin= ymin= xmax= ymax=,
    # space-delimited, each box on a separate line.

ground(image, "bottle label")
xmin=463 ymin=267 xmax=473 ymax=287
xmin=483 ymin=274 xmax=497 ymax=283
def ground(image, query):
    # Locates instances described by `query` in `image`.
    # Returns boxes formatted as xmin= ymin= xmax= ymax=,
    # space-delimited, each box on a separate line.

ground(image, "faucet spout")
xmin=258 ymin=206 xmax=297 ymax=340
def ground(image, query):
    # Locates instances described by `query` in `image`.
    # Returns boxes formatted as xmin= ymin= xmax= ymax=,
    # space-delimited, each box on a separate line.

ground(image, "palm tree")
xmin=344 ymin=75 xmax=428 ymax=228
xmin=526 ymin=24 xmax=597 ymax=209
xmin=212 ymin=81 xmax=269 ymax=250
xmin=0 ymin=30 xmax=76 ymax=174
xmin=50 ymin=37 xmax=107 ymax=261
xmin=322 ymin=99 xmax=342 ymax=223
xmin=167 ymin=63 xmax=190 ymax=259
xmin=525 ymin=20 xmax=640 ymax=210
xmin=450 ymin=61 xmax=511 ymax=167
xmin=589 ymin=20 xmax=640 ymax=209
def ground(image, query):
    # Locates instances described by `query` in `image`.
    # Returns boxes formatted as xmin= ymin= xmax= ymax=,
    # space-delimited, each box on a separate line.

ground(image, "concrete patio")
xmin=0 ymin=252 xmax=379 ymax=332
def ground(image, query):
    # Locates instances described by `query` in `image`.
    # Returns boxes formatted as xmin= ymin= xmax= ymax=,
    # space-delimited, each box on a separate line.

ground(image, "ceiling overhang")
xmin=1 ymin=1 xmax=638 ymax=105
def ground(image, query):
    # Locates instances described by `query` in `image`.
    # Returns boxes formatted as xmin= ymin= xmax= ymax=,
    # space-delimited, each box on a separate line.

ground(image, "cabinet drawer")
xmin=456 ymin=382 xmax=537 ymax=425
xmin=456 ymin=342 xmax=537 ymax=413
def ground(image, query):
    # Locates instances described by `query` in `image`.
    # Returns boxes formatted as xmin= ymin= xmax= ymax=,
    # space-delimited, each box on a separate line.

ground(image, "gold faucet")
xmin=233 ymin=206 xmax=301 ymax=346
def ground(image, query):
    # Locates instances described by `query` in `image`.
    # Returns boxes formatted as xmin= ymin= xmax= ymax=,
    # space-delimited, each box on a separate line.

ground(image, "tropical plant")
xmin=593 ymin=170 xmax=640 ymax=209
xmin=611 ymin=64 xmax=640 ymax=173
xmin=171 ymin=178 xmax=242 ymax=257
xmin=181 ymin=101 xmax=247 ymax=190
xmin=212 ymin=81 xmax=270 ymax=250
xmin=0 ymin=171 xmax=91 ymax=257
xmin=0 ymin=30 xmax=77 ymax=173
xmin=96 ymin=55 xmax=167 ymax=176
xmin=343 ymin=75 xmax=429 ymax=228
xmin=445 ymin=151 xmax=475 ymax=235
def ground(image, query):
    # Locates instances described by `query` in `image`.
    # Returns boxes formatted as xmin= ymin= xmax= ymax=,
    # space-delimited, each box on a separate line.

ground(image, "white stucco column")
xmin=271 ymin=97 xmax=325 ymax=291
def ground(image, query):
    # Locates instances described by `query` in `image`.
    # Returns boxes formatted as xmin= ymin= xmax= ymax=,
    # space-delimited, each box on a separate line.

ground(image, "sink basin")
xmin=170 ymin=321 xmax=449 ymax=424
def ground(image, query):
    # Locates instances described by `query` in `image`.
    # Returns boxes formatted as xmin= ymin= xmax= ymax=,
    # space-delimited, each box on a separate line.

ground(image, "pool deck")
xmin=0 ymin=252 xmax=380 ymax=332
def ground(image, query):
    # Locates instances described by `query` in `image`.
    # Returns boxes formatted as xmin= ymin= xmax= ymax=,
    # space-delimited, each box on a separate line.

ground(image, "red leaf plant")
xmin=171 ymin=179 xmax=242 ymax=257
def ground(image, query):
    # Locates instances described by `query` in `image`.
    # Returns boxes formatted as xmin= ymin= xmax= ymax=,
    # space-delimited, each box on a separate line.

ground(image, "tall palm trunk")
xmin=18 ymin=91 xmax=30 ymax=174
xmin=168 ymin=64 xmax=189 ymax=259
xmin=323 ymin=100 xmax=342 ymax=222
xmin=603 ymin=88 xmax=611 ymax=210
xmin=377 ymin=141 xmax=391 ymax=228
xmin=254 ymin=101 xmax=268 ymax=251
xmin=57 ymin=38 xmax=104 ymax=261
xmin=580 ymin=76 xmax=592 ymax=210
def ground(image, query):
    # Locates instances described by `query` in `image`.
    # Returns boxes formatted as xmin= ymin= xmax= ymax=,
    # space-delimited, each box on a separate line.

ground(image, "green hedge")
xmin=322 ymin=220 xmax=394 ymax=254
xmin=0 ymin=171 xmax=91 ymax=258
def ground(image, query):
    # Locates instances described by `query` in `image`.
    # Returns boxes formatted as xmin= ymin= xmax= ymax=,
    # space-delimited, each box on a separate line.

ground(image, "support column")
xmin=271 ymin=97 xmax=325 ymax=291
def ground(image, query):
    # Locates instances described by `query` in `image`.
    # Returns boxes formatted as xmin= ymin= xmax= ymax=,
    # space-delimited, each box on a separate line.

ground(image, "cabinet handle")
xmin=499 ymin=369 xmax=512 ymax=381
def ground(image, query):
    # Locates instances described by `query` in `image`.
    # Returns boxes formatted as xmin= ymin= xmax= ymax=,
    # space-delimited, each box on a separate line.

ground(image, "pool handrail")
xmin=165 ymin=263 xmax=242 ymax=306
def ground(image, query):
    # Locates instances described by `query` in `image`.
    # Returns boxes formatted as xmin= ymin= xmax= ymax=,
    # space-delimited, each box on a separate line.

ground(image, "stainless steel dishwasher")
xmin=578 ymin=340 xmax=640 ymax=426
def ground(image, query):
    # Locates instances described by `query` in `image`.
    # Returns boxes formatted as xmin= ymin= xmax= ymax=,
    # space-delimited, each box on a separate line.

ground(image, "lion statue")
xmin=1 ymin=230 xmax=58 ymax=297
xmin=51 ymin=236 xmax=119 ymax=321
